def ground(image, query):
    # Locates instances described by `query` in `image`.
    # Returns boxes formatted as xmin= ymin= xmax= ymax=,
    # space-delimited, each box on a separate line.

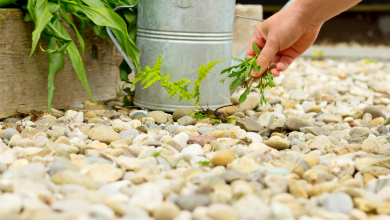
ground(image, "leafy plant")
xmin=220 ymin=42 xmax=276 ymax=105
xmin=132 ymin=55 xmax=226 ymax=110
xmin=197 ymin=161 xmax=211 ymax=166
xmin=1 ymin=0 xmax=140 ymax=113
xmin=311 ymin=49 xmax=324 ymax=60
xmin=188 ymin=110 xmax=221 ymax=123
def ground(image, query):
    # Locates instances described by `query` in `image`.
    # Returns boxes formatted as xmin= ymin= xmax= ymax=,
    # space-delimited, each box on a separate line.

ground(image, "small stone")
xmin=220 ymin=170 xmax=245 ymax=183
xmin=178 ymin=116 xmax=196 ymax=126
xmin=257 ymin=112 xmax=275 ymax=129
xmin=129 ymin=183 xmax=163 ymax=212
xmin=307 ymin=105 xmax=321 ymax=113
xmin=380 ymin=144 xmax=390 ymax=156
xmin=73 ymin=112 xmax=84 ymax=123
xmin=176 ymin=194 xmax=211 ymax=211
xmin=362 ymin=137 xmax=381 ymax=154
xmin=211 ymin=150 xmax=236 ymax=166
xmin=239 ymin=95 xmax=260 ymax=111
xmin=210 ymin=130 xmax=235 ymax=139
xmin=84 ymin=111 xmax=98 ymax=118
xmin=218 ymin=106 xmax=241 ymax=116
xmin=51 ymin=170 xmax=99 ymax=189
xmin=363 ymin=106 xmax=383 ymax=119
xmin=87 ymin=126 xmax=121 ymax=144
xmin=285 ymin=117 xmax=313 ymax=131
xmin=236 ymin=118 xmax=262 ymax=132
xmin=55 ymin=136 xmax=71 ymax=145
xmin=263 ymin=136 xmax=291 ymax=150
xmin=181 ymin=144 xmax=204 ymax=156
xmin=84 ymin=163 xmax=122 ymax=183
xmin=173 ymin=108 xmax=193 ymax=121
xmin=153 ymin=202 xmax=180 ymax=220
xmin=70 ymin=103 xmax=84 ymax=108
xmin=323 ymin=193 xmax=354 ymax=214
xmin=148 ymin=111 xmax=168 ymax=124
xmin=131 ymin=110 xmax=148 ymax=119
xmin=302 ymin=154 xmax=319 ymax=167
xmin=2 ymin=128 xmax=20 ymax=140
xmin=233 ymin=194 xmax=271 ymax=220
xmin=188 ymin=136 xmax=216 ymax=146
xmin=323 ymin=116 xmax=342 ymax=123
xmin=119 ymin=129 xmax=139 ymax=139
xmin=207 ymin=204 xmax=237 ymax=220
xmin=0 ymin=193 xmax=22 ymax=214
xmin=0 ymin=150 xmax=17 ymax=165
xmin=288 ymin=179 xmax=308 ymax=199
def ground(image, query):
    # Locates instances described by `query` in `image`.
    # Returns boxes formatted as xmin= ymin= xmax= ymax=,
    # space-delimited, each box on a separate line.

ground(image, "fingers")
xmin=245 ymin=28 xmax=266 ymax=58
xmin=275 ymin=48 xmax=301 ymax=71
xmin=251 ymin=39 xmax=279 ymax=77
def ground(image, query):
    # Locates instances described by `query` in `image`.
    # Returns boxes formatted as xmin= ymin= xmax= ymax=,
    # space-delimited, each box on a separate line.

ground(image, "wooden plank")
xmin=233 ymin=5 xmax=263 ymax=56
xmin=0 ymin=9 xmax=123 ymax=118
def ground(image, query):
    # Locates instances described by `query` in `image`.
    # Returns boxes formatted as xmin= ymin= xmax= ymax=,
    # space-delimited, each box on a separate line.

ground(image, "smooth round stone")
xmin=131 ymin=110 xmax=148 ymax=119
xmin=207 ymin=204 xmax=237 ymax=220
xmin=173 ymin=108 xmax=193 ymax=121
xmin=220 ymin=170 xmax=245 ymax=183
xmin=148 ymin=111 xmax=168 ymax=124
xmin=4 ymin=118 xmax=20 ymax=124
xmin=119 ymin=129 xmax=139 ymax=139
xmin=176 ymin=194 xmax=211 ymax=211
xmin=322 ymin=193 xmax=353 ymax=214
xmin=285 ymin=116 xmax=313 ymax=131
xmin=302 ymin=154 xmax=319 ymax=167
xmin=2 ymin=128 xmax=20 ymax=140
xmin=177 ymin=116 xmax=196 ymax=126
xmin=84 ymin=111 xmax=98 ymax=118
xmin=153 ymin=202 xmax=180 ymax=220
xmin=363 ymin=106 xmax=383 ymax=119
xmin=145 ymin=122 xmax=161 ymax=130
xmin=87 ymin=126 xmax=121 ymax=144
xmin=165 ymin=125 xmax=179 ymax=134
xmin=239 ymin=95 xmax=260 ymax=111
xmin=211 ymin=150 xmax=236 ymax=166
xmin=70 ymin=103 xmax=84 ymax=108
xmin=181 ymin=144 xmax=203 ymax=156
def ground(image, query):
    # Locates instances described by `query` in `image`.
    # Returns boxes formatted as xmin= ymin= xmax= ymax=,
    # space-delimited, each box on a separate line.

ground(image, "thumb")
xmin=252 ymin=40 xmax=279 ymax=77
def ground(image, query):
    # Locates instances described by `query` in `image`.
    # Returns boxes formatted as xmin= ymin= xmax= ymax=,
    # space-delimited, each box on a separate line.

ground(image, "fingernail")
xmin=250 ymin=70 xmax=257 ymax=77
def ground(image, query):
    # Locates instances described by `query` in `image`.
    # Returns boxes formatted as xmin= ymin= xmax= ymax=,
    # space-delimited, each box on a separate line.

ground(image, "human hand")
xmin=246 ymin=6 xmax=322 ymax=77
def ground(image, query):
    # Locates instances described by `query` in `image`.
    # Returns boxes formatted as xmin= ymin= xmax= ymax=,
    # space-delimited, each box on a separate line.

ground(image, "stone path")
xmin=1 ymin=58 xmax=390 ymax=220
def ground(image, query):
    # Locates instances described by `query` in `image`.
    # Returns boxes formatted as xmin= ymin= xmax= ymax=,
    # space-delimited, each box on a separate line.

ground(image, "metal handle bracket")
xmin=106 ymin=3 xmax=138 ymax=74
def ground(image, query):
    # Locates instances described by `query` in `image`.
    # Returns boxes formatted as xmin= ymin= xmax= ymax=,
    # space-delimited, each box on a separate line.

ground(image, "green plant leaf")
xmin=193 ymin=59 xmax=226 ymax=103
xmin=61 ymin=0 xmax=140 ymax=70
xmin=24 ymin=13 xmax=32 ymax=21
xmin=239 ymin=80 xmax=254 ymax=103
xmin=51 ymin=14 xmax=97 ymax=103
xmin=188 ymin=110 xmax=197 ymax=116
xmin=47 ymin=2 xmax=60 ymax=13
xmin=59 ymin=7 xmax=85 ymax=55
xmin=119 ymin=59 xmax=132 ymax=83
xmin=42 ymin=35 xmax=65 ymax=113
xmin=252 ymin=42 xmax=260 ymax=56
xmin=27 ymin=0 xmax=53 ymax=58
xmin=0 ymin=0 xmax=17 ymax=8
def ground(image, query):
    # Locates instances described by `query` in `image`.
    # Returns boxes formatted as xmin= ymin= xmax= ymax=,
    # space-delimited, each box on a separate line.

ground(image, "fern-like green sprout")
xmin=220 ymin=42 xmax=276 ymax=105
xmin=132 ymin=55 xmax=226 ymax=110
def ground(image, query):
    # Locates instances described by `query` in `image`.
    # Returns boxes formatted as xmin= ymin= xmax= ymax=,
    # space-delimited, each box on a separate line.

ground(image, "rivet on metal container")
xmin=107 ymin=0 xmax=263 ymax=112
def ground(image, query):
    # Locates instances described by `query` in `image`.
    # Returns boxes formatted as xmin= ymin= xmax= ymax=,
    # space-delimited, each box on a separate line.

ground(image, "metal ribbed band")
xmin=137 ymin=28 xmax=233 ymax=42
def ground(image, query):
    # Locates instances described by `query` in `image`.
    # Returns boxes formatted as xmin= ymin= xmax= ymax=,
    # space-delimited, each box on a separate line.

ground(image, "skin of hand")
xmin=246 ymin=0 xmax=362 ymax=77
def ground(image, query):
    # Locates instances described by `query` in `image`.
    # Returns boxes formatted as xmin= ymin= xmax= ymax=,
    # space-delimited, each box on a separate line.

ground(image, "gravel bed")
xmin=1 ymin=58 xmax=390 ymax=220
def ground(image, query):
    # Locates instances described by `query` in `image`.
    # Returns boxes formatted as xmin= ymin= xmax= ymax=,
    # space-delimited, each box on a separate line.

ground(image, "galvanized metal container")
xmin=134 ymin=0 xmax=236 ymax=111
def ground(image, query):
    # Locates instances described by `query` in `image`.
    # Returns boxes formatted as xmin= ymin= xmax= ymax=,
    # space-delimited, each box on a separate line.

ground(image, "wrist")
xmin=288 ymin=0 xmax=326 ymax=28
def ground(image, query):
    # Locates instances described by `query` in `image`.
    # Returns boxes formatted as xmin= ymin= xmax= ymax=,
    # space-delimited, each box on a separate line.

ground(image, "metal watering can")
xmin=107 ymin=0 xmax=264 ymax=111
